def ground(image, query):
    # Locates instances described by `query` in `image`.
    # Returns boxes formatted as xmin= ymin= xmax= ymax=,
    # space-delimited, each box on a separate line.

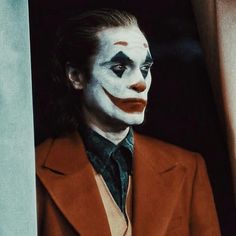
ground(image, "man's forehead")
xmin=97 ymin=26 xmax=148 ymax=49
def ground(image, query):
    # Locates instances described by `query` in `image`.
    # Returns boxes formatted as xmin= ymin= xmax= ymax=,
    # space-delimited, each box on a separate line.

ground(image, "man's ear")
xmin=66 ymin=64 xmax=86 ymax=90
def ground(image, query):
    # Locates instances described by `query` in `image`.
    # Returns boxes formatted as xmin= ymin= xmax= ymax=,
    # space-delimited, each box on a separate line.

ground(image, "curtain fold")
xmin=192 ymin=0 xmax=236 ymax=200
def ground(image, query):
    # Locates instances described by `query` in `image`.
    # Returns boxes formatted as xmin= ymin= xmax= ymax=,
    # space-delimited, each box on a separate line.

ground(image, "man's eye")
xmin=140 ymin=64 xmax=152 ymax=79
xmin=110 ymin=64 xmax=127 ymax=78
xmin=140 ymin=64 xmax=152 ymax=71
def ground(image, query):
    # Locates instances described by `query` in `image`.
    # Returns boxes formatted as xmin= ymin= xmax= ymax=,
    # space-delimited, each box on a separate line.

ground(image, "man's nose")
xmin=129 ymin=81 xmax=146 ymax=93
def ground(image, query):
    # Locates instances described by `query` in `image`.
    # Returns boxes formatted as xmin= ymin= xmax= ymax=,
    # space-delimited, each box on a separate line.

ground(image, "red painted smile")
xmin=103 ymin=87 xmax=147 ymax=113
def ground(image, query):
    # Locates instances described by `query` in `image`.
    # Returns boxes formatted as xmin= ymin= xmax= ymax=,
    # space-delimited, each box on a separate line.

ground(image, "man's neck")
xmin=87 ymin=122 xmax=130 ymax=145
xmin=82 ymin=106 xmax=130 ymax=145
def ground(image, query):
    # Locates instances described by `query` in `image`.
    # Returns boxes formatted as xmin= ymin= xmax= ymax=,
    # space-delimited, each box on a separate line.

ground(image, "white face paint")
xmin=82 ymin=26 xmax=153 ymax=129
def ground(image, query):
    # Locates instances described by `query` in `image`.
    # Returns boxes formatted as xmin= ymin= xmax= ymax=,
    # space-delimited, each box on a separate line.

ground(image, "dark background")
xmin=29 ymin=0 xmax=236 ymax=234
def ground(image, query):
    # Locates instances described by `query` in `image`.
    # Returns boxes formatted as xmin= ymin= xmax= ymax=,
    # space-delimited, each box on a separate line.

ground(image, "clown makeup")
xmin=81 ymin=26 xmax=153 ymax=131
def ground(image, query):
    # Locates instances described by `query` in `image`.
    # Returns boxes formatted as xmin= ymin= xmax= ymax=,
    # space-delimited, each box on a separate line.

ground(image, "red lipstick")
xmin=103 ymin=87 xmax=147 ymax=113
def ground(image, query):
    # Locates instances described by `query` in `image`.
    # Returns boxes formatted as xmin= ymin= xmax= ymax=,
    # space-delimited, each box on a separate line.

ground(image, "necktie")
xmin=111 ymin=148 xmax=129 ymax=214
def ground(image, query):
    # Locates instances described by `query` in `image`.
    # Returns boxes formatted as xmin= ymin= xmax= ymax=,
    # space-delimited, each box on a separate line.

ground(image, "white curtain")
xmin=0 ymin=0 xmax=37 ymax=235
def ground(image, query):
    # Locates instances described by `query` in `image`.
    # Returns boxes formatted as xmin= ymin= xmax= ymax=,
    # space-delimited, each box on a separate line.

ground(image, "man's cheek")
xmin=145 ymin=75 xmax=152 ymax=92
xmin=99 ymin=78 xmax=125 ymax=97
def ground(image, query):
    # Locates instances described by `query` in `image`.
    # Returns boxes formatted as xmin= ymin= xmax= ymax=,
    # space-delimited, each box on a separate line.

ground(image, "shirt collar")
xmin=79 ymin=125 xmax=134 ymax=173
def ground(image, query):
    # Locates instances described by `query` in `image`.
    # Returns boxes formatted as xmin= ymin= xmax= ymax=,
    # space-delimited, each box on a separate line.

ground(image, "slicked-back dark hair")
xmin=48 ymin=9 xmax=139 ymax=137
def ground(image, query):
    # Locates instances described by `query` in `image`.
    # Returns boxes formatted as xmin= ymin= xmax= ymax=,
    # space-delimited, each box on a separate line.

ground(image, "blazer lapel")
xmin=36 ymin=133 xmax=111 ymax=236
xmin=132 ymin=133 xmax=186 ymax=236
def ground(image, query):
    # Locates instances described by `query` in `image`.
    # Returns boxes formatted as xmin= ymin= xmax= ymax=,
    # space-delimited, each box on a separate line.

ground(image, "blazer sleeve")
xmin=190 ymin=154 xmax=221 ymax=236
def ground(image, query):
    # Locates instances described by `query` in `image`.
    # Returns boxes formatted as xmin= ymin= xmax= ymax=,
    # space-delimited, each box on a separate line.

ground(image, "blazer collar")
xmin=41 ymin=132 xmax=178 ymax=175
xmin=36 ymin=132 xmax=111 ymax=236
xmin=36 ymin=132 xmax=186 ymax=236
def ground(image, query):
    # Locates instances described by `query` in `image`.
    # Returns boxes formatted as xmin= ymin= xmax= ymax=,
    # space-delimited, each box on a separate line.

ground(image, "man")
xmin=36 ymin=9 xmax=221 ymax=236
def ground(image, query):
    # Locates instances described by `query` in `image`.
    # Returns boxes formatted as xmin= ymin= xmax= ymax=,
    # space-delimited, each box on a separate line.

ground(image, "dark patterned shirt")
xmin=79 ymin=126 xmax=134 ymax=214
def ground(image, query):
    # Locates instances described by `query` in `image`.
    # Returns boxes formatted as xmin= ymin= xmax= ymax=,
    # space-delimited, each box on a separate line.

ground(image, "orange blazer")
xmin=36 ymin=132 xmax=221 ymax=236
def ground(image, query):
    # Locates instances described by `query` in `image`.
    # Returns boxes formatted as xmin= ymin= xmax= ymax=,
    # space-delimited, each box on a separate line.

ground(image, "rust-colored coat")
xmin=36 ymin=132 xmax=221 ymax=236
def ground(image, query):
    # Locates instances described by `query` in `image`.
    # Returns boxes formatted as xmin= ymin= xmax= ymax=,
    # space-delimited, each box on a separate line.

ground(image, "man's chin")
xmin=100 ymin=110 xmax=145 ymax=130
xmin=120 ymin=113 xmax=145 ymax=126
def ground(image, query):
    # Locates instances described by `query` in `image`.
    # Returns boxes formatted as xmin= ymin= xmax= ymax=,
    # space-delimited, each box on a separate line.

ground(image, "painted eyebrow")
xmin=113 ymin=41 xmax=128 ymax=46
xmin=99 ymin=51 xmax=134 ymax=66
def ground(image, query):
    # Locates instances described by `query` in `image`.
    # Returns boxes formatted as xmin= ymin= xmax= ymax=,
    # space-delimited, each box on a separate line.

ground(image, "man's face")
xmin=82 ymin=26 xmax=153 ymax=128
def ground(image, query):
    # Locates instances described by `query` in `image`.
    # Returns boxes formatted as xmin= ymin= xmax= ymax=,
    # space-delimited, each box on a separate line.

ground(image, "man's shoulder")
xmin=35 ymin=137 xmax=54 ymax=164
xmin=35 ymin=132 xmax=79 ymax=163
xmin=134 ymin=132 xmax=203 ymax=168
xmin=36 ymin=138 xmax=54 ymax=153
